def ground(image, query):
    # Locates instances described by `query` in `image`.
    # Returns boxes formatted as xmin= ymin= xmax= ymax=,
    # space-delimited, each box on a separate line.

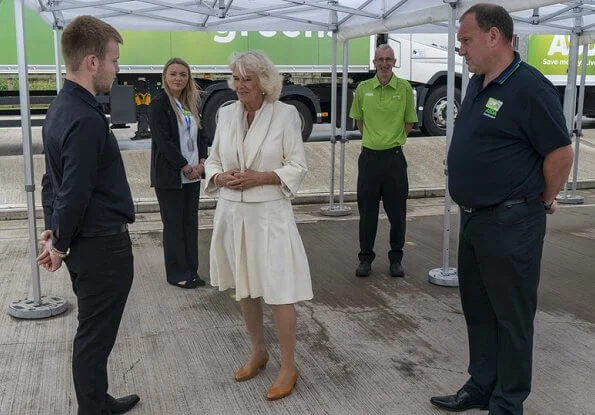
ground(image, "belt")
xmin=361 ymin=146 xmax=401 ymax=155
xmin=79 ymin=223 xmax=128 ymax=237
xmin=460 ymin=199 xmax=530 ymax=214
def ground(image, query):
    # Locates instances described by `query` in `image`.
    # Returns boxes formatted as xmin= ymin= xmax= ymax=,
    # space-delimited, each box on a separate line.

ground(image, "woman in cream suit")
xmin=204 ymin=51 xmax=312 ymax=401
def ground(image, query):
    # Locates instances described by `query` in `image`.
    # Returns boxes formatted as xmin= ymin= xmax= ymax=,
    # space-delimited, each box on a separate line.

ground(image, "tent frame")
xmin=10 ymin=0 xmax=592 ymax=315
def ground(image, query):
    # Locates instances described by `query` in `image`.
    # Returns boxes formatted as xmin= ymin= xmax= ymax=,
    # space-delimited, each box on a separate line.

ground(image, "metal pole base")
xmin=319 ymin=205 xmax=352 ymax=217
xmin=428 ymin=267 xmax=459 ymax=287
xmin=556 ymin=194 xmax=584 ymax=205
xmin=9 ymin=296 xmax=68 ymax=319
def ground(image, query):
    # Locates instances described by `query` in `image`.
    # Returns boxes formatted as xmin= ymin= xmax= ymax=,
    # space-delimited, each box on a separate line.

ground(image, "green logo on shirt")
xmin=483 ymin=97 xmax=503 ymax=119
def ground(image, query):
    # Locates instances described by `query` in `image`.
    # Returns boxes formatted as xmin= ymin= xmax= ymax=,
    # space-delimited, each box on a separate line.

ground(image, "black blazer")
xmin=149 ymin=90 xmax=208 ymax=189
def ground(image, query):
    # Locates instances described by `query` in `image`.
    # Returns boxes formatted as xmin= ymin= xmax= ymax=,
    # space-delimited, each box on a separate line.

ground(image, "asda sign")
xmin=527 ymin=34 xmax=595 ymax=75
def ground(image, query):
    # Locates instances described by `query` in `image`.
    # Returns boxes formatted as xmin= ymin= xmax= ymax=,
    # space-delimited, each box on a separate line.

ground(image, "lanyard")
xmin=175 ymin=100 xmax=195 ymax=152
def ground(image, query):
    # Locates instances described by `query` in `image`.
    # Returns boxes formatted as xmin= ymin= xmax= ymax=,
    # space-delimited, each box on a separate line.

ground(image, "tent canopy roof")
xmin=24 ymin=0 xmax=595 ymax=42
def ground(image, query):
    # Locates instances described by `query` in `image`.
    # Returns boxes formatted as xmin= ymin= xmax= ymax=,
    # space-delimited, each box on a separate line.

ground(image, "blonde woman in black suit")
xmin=149 ymin=57 xmax=208 ymax=289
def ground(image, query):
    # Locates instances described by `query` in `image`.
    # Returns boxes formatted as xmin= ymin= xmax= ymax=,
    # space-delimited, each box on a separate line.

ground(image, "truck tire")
xmin=285 ymin=99 xmax=313 ymax=141
xmin=202 ymin=89 xmax=237 ymax=144
xmin=421 ymin=85 xmax=461 ymax=137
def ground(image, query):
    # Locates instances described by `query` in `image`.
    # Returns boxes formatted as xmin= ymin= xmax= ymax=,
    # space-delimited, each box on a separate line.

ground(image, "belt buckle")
xmin=461 ymin=206 xmax=474 ymax=214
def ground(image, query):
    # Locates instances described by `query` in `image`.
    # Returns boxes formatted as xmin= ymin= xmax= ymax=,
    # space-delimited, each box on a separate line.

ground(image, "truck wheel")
xmin=285 ymin=99 xmax=313 ymax=141
xmin=421 ymin=85 xmax=461 ymax=137
xmin=202 ymin=90 xmax=237 ymax=144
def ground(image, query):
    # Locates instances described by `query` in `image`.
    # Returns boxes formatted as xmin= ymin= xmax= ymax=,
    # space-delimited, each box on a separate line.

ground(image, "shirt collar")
xmin=372 ymin=74 xmax=398 ymax=89
xmin=493 ymin=51 xmax=522 ymax=85
xmin=62 ymin=79 xmax=102 ymax=109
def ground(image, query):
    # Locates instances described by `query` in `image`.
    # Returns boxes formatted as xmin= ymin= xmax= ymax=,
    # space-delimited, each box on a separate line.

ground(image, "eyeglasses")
xmin=375 ymin=57 xmax=396 ymax=63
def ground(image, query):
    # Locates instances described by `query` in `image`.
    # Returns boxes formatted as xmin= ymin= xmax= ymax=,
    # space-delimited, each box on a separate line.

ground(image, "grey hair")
xmin=227 ymin=50 xmax=283 ymax=102
xmin=375 ymin=43 xmax=394 ymax=57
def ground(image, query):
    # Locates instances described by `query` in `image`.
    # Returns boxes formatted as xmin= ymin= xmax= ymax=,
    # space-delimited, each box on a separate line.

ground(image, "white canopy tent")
xmin=11 ymin=0 xmax=589 ymax=316
xmin=23 ymin=0 xmax=592 ymax=33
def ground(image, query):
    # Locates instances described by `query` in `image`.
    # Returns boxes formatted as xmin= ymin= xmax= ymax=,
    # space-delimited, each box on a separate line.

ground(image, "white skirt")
xmin=209 ymin=197 xmax=313 ymax=304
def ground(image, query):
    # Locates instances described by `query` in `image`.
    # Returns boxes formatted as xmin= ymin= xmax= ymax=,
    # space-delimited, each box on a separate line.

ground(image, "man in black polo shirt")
xmin=37 ymin=16 xmax=139 ymax=415
xmin=430 ymin=4 xmax=573 ymax=415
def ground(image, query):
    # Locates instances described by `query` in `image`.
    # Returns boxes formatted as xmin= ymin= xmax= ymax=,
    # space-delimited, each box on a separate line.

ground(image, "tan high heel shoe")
xmin=266 ymin=368 xmax=299 ymax=401
xmin=234 ymin=351 xmax=269 ymax=382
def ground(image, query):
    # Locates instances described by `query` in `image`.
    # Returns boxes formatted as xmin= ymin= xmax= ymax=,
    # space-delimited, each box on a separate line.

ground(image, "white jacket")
xmin=204 ymin=100 xmax=308 ymax=202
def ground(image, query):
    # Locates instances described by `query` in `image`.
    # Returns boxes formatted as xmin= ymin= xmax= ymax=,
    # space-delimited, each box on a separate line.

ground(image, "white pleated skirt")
xmin=209 ymin=197 xmax=313 ymax=304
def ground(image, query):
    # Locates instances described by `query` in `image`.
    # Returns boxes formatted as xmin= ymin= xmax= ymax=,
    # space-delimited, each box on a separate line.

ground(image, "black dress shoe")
xmin=355 ymin=262 xmax=371 ymax=277
xmin=389 ymin=262 xmax=405 ymax=278
xmin=430 ymin=388 xmax=489 ymax=412
xmin=169 ymin=279 xmax=199 ymax=289
xmin=106 ymin=394 xmax=140 ymax=414
xmin=193 ymin=274 xmax=206 ymax=287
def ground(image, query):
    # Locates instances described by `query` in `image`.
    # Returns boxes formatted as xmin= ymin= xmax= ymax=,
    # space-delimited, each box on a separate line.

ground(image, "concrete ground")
xmin=0 ymin=192 xmax=594 ymax=414
xmin=0 ymin=121 xmax=594 ymax=414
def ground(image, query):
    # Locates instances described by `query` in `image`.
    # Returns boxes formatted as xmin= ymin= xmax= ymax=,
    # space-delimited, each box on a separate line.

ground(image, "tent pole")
xmin=9 ymin=0 xmax=67 ymax=319
xmin=558 ymin=15 xmax=583 ymax=205
xmin=429 ymin=0 xmax=458 ymax=287
xmin=53 ymin=28 xmax=62 ymax=92
xmin=567 ymin=42 xmax=587 ymax=204
xmin=13 ymin=0 xmax=41 ymax=306
xmin=329 ymin=29 xmax=337 ymax=207
xmin=336 ymin=40 xmax=352 ymax=215
xmin=321 ymin=3 xmax=349 ymax=217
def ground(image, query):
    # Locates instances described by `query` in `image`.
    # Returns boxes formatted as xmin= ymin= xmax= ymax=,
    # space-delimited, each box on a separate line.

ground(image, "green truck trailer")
xmin=0 ymin=0 xmax=372 ymax=141
xmin=524 ymin=34 xmax=595 ymax=119
xmin=1 ymin=0 xmax=593 ymax=140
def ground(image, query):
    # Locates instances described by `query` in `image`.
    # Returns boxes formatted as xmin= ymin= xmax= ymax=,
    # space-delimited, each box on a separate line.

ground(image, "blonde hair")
xmin=61 ymin=16 xmax=123 ymax=72
xmin=162 ymin=57 xmax=202 ymax=127
xmin=228 ymin=51 xmax=283 ymax=102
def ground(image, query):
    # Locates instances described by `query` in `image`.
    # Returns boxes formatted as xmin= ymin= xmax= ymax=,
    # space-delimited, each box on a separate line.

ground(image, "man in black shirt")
xmin=37 ymin=16 xmax=139 ymax=415
xmin=430 ymin=4 xmax=573 ymax=415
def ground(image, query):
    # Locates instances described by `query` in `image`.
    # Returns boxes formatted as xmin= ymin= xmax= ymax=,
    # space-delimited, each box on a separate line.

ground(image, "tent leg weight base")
xmin=9 ymin=296 xmax=68 ymax=319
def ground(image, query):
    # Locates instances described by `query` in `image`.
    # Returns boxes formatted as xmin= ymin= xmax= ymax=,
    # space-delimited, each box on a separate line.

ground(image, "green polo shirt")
xmin=349 ymin=74 xmax=417 ymax=150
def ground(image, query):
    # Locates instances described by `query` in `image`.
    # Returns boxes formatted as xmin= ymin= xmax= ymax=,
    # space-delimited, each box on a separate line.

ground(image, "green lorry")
xmin=1 ymin=0 xmax=592 ymax=140
xmin=0 ymin=0 xmax=372 ymax=141
xmin=524 ymin=34 xmax=595 ymax=118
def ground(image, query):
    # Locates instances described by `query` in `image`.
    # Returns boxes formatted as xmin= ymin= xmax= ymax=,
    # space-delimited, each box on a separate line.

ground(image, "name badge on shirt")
xmin=483 ymin=97 xmax=503 ymax=119
xmin=365 ymin=92 xmax=374 ymax=96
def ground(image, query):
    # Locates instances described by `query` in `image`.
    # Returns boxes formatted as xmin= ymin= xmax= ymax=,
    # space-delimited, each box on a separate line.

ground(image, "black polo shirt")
xmin=42 ymin=79 xmax=135 ymax=252
xmin=448 ymin=52 xmax=570 ymax=208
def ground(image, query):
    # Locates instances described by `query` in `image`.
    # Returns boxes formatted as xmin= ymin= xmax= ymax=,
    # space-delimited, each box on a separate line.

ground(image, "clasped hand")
xmin=218 ymin=169 xmax=262 ymax=190
xmin=183 ymin=161 xmax=205 ymax=181
xmin=36 ymin=229 xmax=63 ymax=272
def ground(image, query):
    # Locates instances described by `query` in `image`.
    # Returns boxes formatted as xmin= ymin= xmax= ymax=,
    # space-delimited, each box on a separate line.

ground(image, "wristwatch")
xmin=543 ymin=200 xmax=553 ymax=211
xmin=50 ymin=246 xmax=69 ymax=259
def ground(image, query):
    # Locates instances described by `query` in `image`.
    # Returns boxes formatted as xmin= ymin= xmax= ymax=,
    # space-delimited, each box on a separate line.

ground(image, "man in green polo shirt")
xmin=349 ymin=44 xmax=418 ymax=278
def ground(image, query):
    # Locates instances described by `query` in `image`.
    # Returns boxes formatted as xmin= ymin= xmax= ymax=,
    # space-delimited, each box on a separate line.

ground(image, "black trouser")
xmin=155 ymin=181 xmax=200 ymax=283
xmin=458 ymin=199 xmax=546 ymax=415
xmin=357 ymin=146 xmax=408 ymax=265
xmin=64 ymin=231 xmax=134 ymax=415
